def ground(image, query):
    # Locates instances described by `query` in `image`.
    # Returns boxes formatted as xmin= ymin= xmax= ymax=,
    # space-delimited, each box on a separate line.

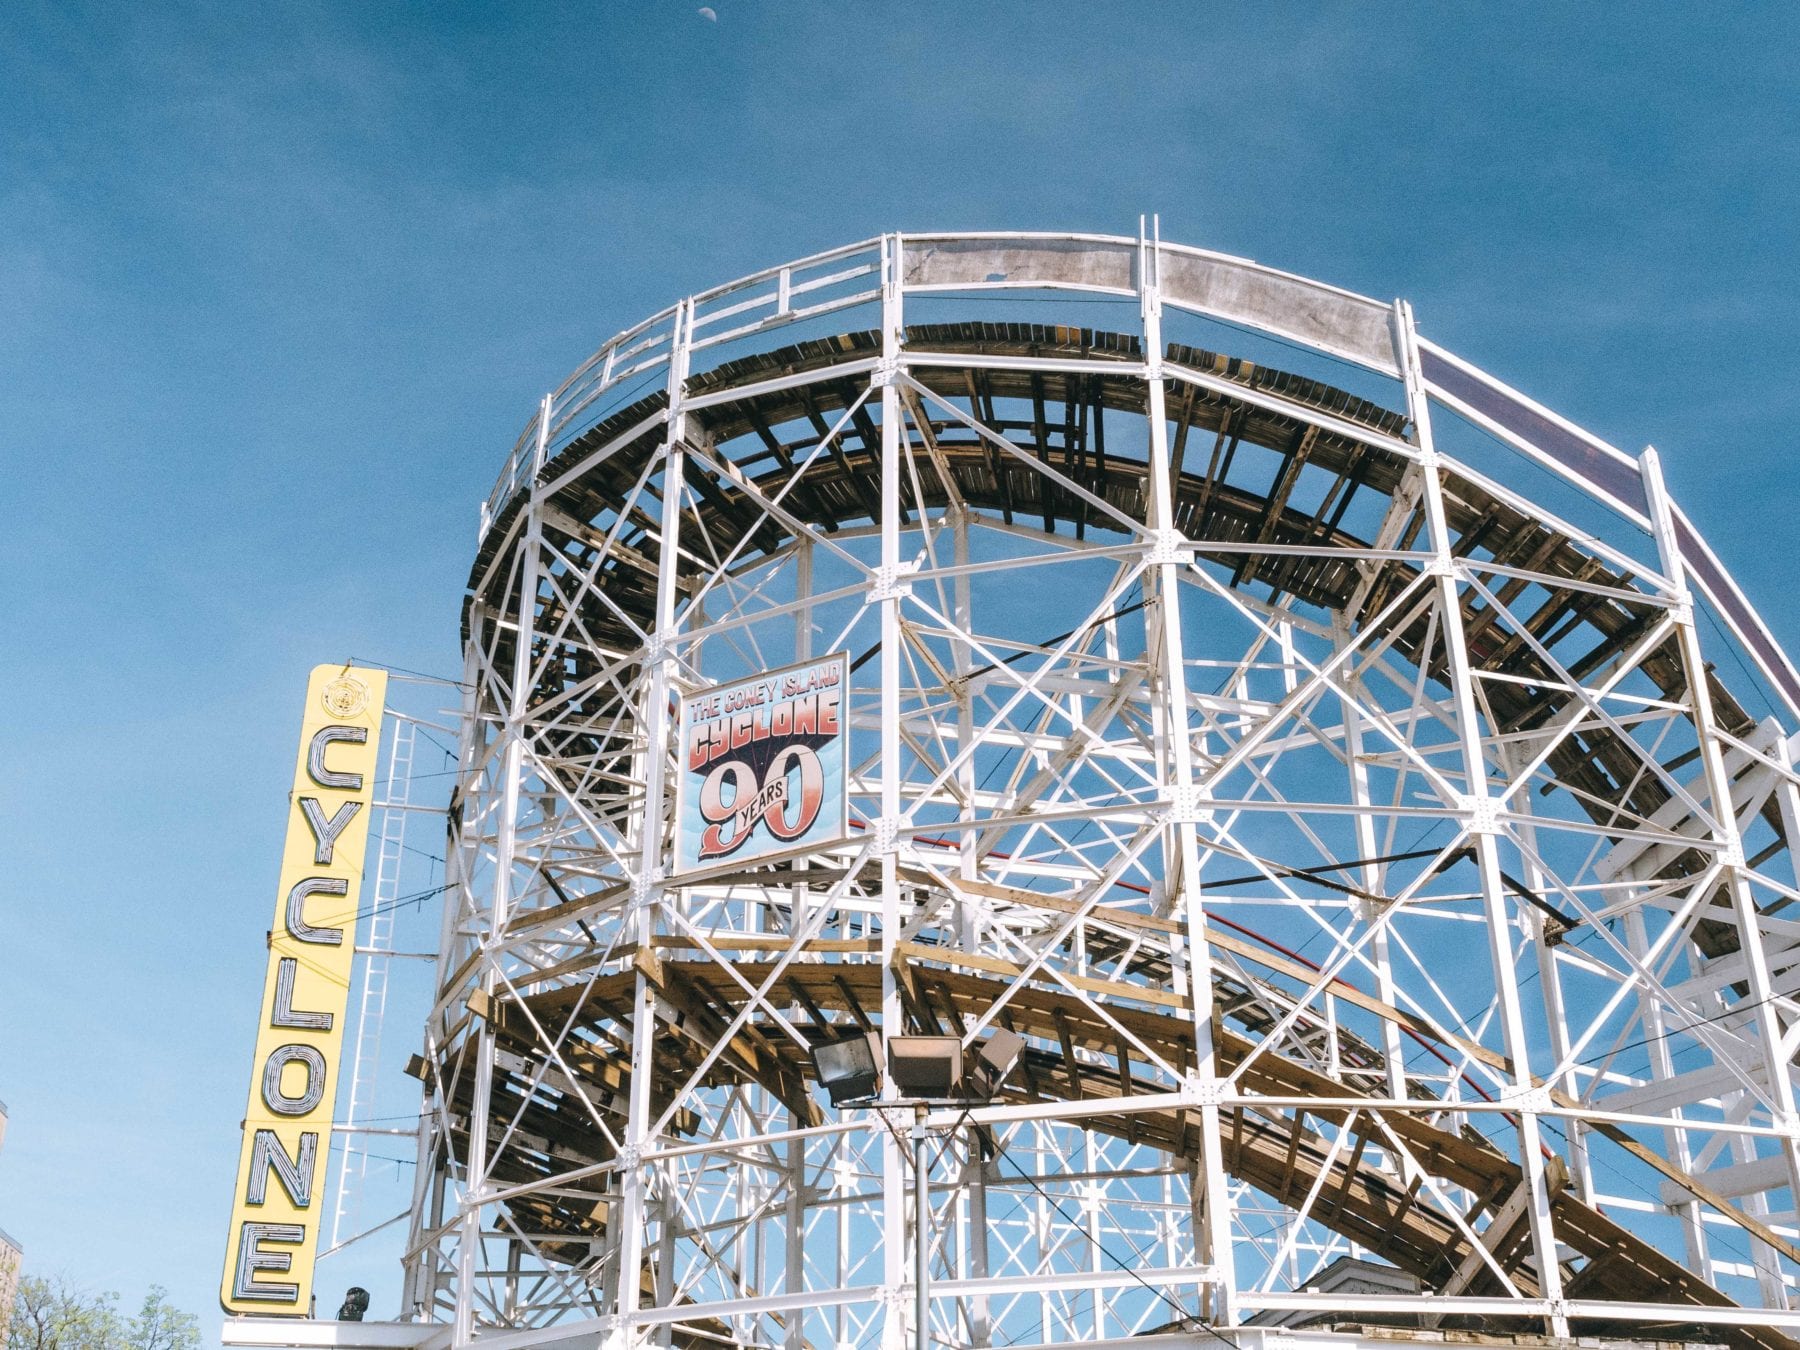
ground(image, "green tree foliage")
xmin=6 ymin=1276 xmax=120 ymax=1350
xmin=123 ymin=1289 xmax=198 ymax=1350
xmin=6 ymin=1277 xmax=197 ymax=1350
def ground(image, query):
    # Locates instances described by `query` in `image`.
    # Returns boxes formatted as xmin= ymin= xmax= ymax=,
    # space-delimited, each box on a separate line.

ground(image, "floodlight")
xmin=810 ymin=1031 xmax=880 ymax=1105
xmin=338 ymin=1287 xmax=370 ymax=1322
xmin=888 ymin=1035 xmax=963 ymax=1097
xmin=970 ymin=1028 xmax=1025 ymax=1096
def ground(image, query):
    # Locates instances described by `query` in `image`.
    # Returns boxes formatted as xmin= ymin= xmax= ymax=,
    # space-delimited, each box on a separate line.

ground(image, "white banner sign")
xmin=675 ymin=653 xmax=849 ymax=874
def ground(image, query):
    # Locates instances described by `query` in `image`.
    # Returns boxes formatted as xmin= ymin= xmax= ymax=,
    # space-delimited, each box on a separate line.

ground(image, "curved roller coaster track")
xmin=400 ymin=233 xmax=1800 ymax=1350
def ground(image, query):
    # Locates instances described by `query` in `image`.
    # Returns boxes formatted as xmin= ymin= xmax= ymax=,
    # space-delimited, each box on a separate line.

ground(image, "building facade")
xmin=0 ymin=1101 xmax=20 ymax=1344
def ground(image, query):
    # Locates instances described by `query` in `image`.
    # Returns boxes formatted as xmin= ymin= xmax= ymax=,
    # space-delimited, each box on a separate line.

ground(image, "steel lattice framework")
xmin=400 ymin=232 xmax=1800 ymax=1350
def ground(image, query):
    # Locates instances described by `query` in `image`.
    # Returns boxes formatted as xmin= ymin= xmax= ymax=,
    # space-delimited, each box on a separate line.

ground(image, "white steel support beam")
xmin=615 ymin=298 xmax=696 ymax=1350
xmin=455 ymin=396 xmax=553 ymax=1347
xmin=1395 ymin=299 xmax=1569 ymax=1335
xmin=403 ymin=636 xmax=484 ymax=1320
xmin=1503 ymin=740 xmax=1596 ymax=1205
xmin=1139 ymin=223 xmax=1237 ymax=1327
xmin=1336 ymin=615 xmax=1408 ymax=1113
xmin=878 ymin=233 xmax=911 ymax=1350
xmin=1643 ymin=443 xmax=1800 ymax=1302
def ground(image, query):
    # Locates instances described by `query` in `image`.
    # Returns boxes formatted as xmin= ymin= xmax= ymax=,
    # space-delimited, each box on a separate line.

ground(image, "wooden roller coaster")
xmin=426 ymin=312 xmax=1800 ymax=1349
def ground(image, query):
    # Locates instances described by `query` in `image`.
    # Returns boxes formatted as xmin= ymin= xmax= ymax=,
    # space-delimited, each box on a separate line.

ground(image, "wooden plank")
xmin=898 ymin=867 xmax=1179 ymax=934
xmin=965 ymin=369 xmax=1013 ymax=523
xmin=892 ymin=939 xmax=1188 ymax=1011
xmin=1192 ymin=404 xmax=1239 ymax=526
xmin=1280 ymin=1108 xmax=1307 ymax=1203
xmin=1053 ymin=1010 xmax=1083 ymax=1100
xmin=832 ymin=973 xmax=873 ymax=1031
xmin=1167 ymin=381 xmax=1199 ymax=485
xmin=1233 ymin=424 xmax=1317 ymax=586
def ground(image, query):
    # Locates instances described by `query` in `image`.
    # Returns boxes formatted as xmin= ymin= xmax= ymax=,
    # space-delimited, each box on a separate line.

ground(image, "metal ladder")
xmin=331 ymin=715 xmax=416 ymax=1248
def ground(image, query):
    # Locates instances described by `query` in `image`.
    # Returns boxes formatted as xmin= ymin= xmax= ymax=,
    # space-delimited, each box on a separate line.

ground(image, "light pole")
xmin=912 ymin=1103 xmax=929 ymax=1350
xmin=810 ymin=1029 xmax=1024 ymax=1350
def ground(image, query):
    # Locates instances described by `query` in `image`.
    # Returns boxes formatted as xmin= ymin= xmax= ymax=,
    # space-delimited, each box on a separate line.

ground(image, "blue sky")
xmin=4 ymin=2 xmax=1800 ymax=1341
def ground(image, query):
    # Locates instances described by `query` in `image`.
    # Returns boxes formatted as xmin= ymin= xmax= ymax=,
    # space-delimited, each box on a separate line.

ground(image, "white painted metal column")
xmin=877 ymin=232 xmax=912 ymax=1350
xmin=403 ymin=638 xmax=484 ymax=1320
xmin=1643 ymin=443 xmax=1800 ymax=1306
xmin=1140 ymin=221 xmax=1236 ymax=1326
xmin=454 ymin=393 xmax=553 ymax=1346
xmin=1395 ymin=299 xmax=1569 ymax=1335
xmin=615 ymin=301 xmax=695 ymax=1349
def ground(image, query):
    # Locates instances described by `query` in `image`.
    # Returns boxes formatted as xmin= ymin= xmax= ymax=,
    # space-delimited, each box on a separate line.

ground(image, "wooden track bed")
xmin=466 ymin=326 xmax=1783 ymax=964
xmin=425 ymin=936 xmax=1795 ymax=1350
xmin=445 ymin=325 xmax=1799 ymax=1345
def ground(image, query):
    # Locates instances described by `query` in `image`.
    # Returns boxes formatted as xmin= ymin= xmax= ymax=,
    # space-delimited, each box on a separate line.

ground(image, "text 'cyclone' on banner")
xmin=674 ymin=652 xmax=849 ymax=875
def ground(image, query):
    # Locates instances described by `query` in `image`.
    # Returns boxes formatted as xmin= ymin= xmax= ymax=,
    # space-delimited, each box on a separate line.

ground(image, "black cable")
xmin=326 ymin=1137 xmax=416 ymax=1167
xmin=1285 ymin=818 xmax=1449 ymax=965
xmin=370 ymin=880 xmax=451 ymax=921
xmin=386 ymin=765 xmax=468 ymax=782
xmin=849 ymin=597 xmax=1148 ymax=680
xmin=411 ymin=725 xmax=462 ymax=761
xmin=347 ymin=656 xmax=472 ymax=690
xmin=984 ymin=1128 xmax=1240 ymax=1348
xmin=321 ymin=880 xmax=452 ymax=929
xmin=1574 ymin=988 xmax=1784 ymax=1069
xmin=1203 ymin=842 xmax=1461 ymax=893
xmin=332 ymin=1111 xmax=428 ymax=1126
xmin=1693 ymin=598 xmax=1777 ymax=723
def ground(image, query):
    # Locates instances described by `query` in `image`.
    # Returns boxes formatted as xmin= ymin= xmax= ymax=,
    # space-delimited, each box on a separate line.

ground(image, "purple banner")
xmin=1419 ymin=345 xmax=1646 ymax=520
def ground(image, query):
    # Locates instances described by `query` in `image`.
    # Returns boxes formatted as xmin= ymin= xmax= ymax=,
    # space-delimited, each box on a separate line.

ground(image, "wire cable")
xmin=346 ymin=656 xmax=472 ymax=690
xmin=982 ymin=1127 xmax=1241 ymax=1348
xmin=1574 ymin=987 xmax=1786 ymax=1069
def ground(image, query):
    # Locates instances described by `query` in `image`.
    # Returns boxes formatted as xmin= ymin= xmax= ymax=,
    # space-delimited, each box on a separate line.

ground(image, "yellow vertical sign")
xmin=222 ymin=664 xmax=387 ymax=1316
